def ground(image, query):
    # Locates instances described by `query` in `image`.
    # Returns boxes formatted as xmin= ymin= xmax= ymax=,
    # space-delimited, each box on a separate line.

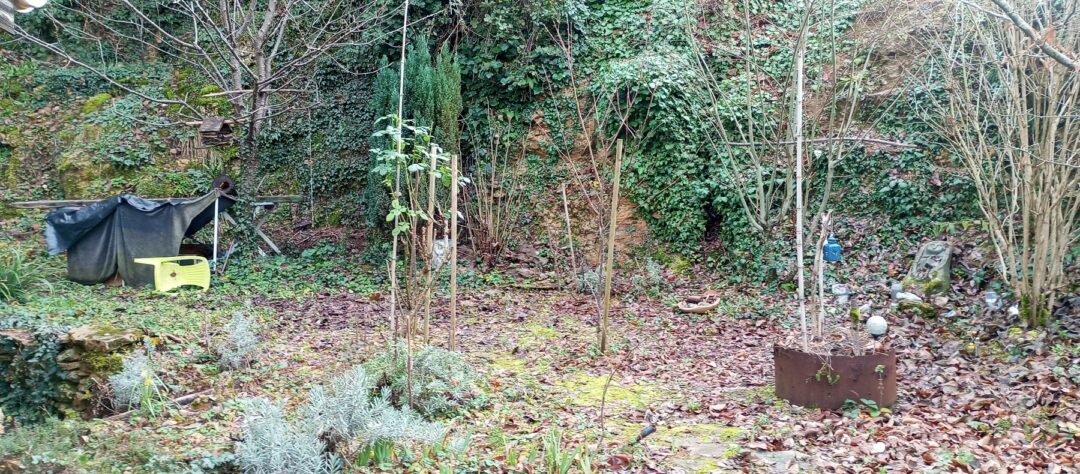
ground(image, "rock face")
xmin=63 ymin=325 xmax=144 ymax=352
xmin=904 ymin=241 xmax=952 ymax=295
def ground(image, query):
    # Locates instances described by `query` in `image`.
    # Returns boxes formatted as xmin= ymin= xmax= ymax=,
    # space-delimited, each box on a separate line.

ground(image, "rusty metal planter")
xmin=774 ymin=345 xmax=897 ymax=410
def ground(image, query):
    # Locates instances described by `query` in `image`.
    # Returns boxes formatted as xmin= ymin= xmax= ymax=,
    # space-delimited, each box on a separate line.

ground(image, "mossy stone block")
xmin=898 ymin=300 xmax=937 ymax=319
xmin=906 ymin=241 xmax=952 ymax=295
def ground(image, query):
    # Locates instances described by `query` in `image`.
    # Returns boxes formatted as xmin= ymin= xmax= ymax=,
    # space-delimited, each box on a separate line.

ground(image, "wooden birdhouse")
xmin=199 ymin=117 xmax=233 ymax=146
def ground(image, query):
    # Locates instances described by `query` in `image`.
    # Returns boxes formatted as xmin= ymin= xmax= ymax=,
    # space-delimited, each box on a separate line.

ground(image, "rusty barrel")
xmin=773 ymin=345 xmax=897 ymax=410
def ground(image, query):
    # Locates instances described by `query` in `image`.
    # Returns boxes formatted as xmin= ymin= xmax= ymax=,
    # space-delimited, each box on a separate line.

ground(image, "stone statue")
xmin=904 ymin=241 xmax=952 ymax=295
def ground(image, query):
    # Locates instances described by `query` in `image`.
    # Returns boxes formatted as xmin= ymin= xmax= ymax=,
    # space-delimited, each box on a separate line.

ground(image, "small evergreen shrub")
xmin=107 ymin=350 xmax=165 ymax=412
xmin=235 ymin=366 xmax=446 ymax=474
xmin=630 ymin=258 xmax=670 ymax=298
xmin=364 ymin=344 xmax=484 ymax=419
xmin=217 ymin=312 xmax=260 ymax=370
xmin=235 ymin=398 xmax=335 ymax=474
xmin=302 ymin=366 xmax=445 ymax=445
xmin=577 ymin=267 xmax=602 ymax=296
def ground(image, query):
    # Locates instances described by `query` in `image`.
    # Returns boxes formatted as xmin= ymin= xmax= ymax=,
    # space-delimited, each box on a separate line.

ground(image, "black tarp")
xmin=44 ymin=191 xmax=234 ymax=287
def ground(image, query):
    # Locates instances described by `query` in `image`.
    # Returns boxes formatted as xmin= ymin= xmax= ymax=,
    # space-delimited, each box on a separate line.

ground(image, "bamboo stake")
xmin=450 ymin=154 xmax=459 ymax=351
xmin=600 ymin=139 xmax=624 ymax=354
xmin=392 ymin=0 xmax=411 ymax=406
xmin=794 ymin=10 xmax=809 ymax=352
xmin=813 ymin=211 xmax=832 ymax=338
xmin=389 ymin=0 xmax=410 ymax=343
xmin=561 ymin=183 xmax=578 ymax=278
xmin=424 ymin=145 xmax=437 ymax=344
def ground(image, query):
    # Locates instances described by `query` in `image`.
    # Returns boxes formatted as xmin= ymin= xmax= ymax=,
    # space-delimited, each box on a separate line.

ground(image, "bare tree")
xmin=541 ymin=13 xmax=651 ymax=354
xmin=692 ymin=0 xmax=796 ymax=234
xmin=9 ymin=0 xmax=393 ymax=198
xmin=924 ymin=0 xmax=1080 ymax=325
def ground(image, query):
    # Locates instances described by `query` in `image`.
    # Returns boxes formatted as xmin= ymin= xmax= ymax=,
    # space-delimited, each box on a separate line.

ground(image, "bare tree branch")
xmin=986 ymin=0 xmax=1080 ymax=70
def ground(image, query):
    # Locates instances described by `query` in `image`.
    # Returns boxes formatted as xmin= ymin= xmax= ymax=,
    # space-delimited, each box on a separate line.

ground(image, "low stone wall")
xmin=0 ymin=324 xmax=144 ymax=416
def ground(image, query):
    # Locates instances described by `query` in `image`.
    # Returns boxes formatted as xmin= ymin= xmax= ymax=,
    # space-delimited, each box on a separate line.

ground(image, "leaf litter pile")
xmin=346 ymin=278 xmax=1077 ymax=472
xmin=82 ymin=261 xmax=1077 ymax=473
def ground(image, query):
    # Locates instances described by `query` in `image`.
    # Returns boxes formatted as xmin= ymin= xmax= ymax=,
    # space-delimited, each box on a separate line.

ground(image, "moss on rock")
xmin=83 ymin=352 xmax=123 ymax=375
xmin=898 ymin=300 xmax=937 ymax=319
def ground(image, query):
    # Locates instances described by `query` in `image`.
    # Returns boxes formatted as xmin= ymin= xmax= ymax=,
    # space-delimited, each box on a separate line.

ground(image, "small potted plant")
xmin=774 ymin=306 xmax=896 ymax=410
xmin=773 ymin=213 xmax=897 ymax=410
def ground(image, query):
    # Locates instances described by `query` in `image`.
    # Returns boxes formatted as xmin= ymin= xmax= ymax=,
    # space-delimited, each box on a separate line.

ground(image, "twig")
xmin=722 ymin=136 xmax=918 ymax=148
xmin=561 ymin=183 xmax=578 ymax=278
xmin=595 ymin=370 xmax=617 ymax=452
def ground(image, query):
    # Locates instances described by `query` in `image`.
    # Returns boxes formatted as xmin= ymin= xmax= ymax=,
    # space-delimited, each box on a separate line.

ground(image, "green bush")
xmin=0 ymin=250 xmax=49 ymax=303
xmin=0 ymin=314 xmax=69 ymax=423
xmin=0 ymin=417 xmax=85 ymax=471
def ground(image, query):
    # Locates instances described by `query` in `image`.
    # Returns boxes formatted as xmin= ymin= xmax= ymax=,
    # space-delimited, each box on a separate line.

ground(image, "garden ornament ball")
xmin=867 ymin=315 xmax=888 ymax=339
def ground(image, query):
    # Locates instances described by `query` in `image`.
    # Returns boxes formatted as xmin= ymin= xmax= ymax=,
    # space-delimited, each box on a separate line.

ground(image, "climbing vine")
xmin=0 ymin=314 xmax=69 ymax=424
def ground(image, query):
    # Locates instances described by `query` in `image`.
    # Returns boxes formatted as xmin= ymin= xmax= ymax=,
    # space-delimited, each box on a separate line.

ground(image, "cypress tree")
xmin=433 ymin=43 xmax=462 ymax=154
xmin=364 ymin=56 xmax=400 ymax=229
xmin=370 ymin=55 xmax=401 ymax=152
xmin=405 ymin=36 xmax=434 ymax=130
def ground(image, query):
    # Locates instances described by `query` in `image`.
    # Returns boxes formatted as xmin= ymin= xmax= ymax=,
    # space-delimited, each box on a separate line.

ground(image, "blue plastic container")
xmin=823 ymin=235 xmax=842 ymax=262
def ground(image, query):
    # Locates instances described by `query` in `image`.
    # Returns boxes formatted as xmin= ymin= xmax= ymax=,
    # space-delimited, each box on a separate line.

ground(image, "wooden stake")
xmin=389 ymin=0 xmax=410 ymax=344
xmin=423 ymin=145 xmax=437 ymax=344
xmin=600 ymin=139 xmax=623 ymax=354
xmin=394 ymin=0 xmax=412 ymax=407
xmin=794 ymin=9 xmax=809 ymax=352
xmin=450 ymin=154 xmax=459 ymax=351
xmin=813 ymin=211 xmax=832 ymax=338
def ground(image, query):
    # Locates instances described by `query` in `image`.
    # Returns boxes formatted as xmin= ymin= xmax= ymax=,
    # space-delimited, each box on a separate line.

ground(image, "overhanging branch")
xmin=722 ymin=136 xmax=919 ymax=149
xmin=987 ymin=0 xmax=1080 ymax=71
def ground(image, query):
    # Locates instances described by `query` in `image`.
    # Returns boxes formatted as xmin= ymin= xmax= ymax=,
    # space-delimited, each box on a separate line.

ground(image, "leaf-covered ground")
xmin=1 ymin=223 xmax=1078 ymax=473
